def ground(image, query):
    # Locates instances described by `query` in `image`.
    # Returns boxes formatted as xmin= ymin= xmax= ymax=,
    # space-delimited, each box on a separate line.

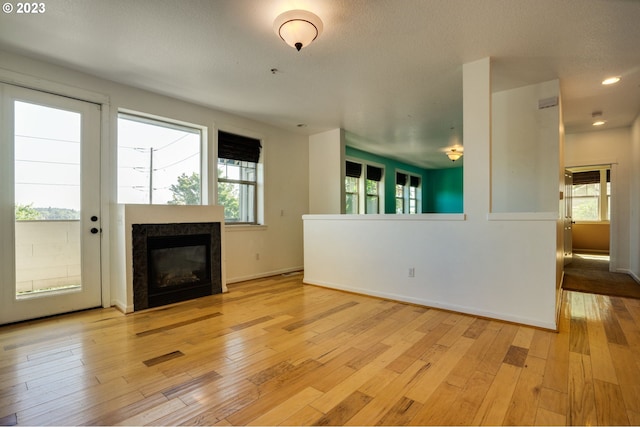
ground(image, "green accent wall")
xmin=425 ymin=167 xmax=464 ymax=213
xmin=345 ymin=146 xmax=463 ymax=214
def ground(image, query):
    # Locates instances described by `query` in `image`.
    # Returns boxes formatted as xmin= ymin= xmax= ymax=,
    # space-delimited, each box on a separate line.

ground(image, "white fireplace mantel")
xmin=112 ymin=204 xmax=226 ymax=313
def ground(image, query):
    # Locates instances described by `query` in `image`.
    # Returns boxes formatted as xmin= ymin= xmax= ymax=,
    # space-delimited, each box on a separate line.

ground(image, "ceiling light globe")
xmin=446 ymin=149 xmax=463 ymax=162
xmin=274 ymin=10 xmax=323 ymax=51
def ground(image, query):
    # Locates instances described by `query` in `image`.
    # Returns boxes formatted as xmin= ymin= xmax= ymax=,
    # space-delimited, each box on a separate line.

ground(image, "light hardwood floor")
xmin=1 ymin=274 xmax=640 ymax=426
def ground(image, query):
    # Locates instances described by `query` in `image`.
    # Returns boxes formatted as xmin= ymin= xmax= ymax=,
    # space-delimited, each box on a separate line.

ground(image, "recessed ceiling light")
xmin=602 ymin=76 xmax=621 ymax=85
xmin=591 ymin=111 xmax=605 ymax=126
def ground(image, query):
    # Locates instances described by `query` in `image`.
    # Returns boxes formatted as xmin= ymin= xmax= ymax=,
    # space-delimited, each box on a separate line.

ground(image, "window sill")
xmin=225 ymin=224 xmax=267 ymax=232
xmin=302 ymin=213 xmax=465 ymax=221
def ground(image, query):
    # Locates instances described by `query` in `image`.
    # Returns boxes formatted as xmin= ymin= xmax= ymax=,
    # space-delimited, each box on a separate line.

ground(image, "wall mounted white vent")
xmin=538 ymin=96 xmax=559 ymax=109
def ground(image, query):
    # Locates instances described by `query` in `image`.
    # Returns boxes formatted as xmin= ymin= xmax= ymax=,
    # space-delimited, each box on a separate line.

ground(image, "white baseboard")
xmin=226 ymin=266 xmax=304 ymax=284
xmin=111 ymin=299 xmax=133 ymax=314
xmin=573 ymin=248 xmax=609 ymax=254
xmin=108 ymin=267 xmax=303 ymax=312
xmin=303 ymin=277 xmax=557 ymax=331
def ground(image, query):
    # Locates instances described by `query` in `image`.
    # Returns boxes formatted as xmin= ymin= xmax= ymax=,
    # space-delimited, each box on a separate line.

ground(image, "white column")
xmin=462 ymin=58 xmax=492 ymax=219
xmin=308 ymin=129 xmax=345 ymax=214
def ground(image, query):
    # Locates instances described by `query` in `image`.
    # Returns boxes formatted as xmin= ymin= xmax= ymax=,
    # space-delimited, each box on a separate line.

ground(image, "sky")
xmin=14 ymin=101 xmax=82 ymax=211
xmin=117 ymin=115 xmax=201 ymax=205
xmin=13 ymin=101 xmax=201 ymax=212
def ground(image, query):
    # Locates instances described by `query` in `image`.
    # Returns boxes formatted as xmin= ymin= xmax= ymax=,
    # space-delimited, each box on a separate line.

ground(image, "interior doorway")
xmin=566 ymin=165 xmax=612 ymax=269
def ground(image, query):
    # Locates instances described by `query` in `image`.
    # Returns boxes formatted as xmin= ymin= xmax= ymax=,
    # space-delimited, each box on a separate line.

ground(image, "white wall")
xmin=303 ymin=58 xmax=560 ymax=329
xmin=0 ymin=50 xmax=309 ymax=307
xmin=308 ymin=129 xmax=344 ymax=214
xmin=565 ymin=127 xmax=632 ymax=273
xmin=629 ymin=115 xmax=640 ymax=281
xmin=492 ymin=80 xmax=561 ymax=212
xmin=304 ymin=214 xmax=558 ymax=329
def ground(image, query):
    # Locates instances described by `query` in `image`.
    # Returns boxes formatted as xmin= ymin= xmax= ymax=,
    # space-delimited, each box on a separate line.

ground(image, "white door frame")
xmin=0 ymin=68 xmax=112 ymax=315
xmin=566 ymin=161 xmax=619 ymax=271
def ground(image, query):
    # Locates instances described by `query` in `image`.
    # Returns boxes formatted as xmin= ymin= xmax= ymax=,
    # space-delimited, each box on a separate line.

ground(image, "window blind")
xmin=218 ymin=131 xmax=261 ymax=163
xmin=366 ymin=165 xmax=383 ymax=182
xmin=346 ymin=161 xmax=362 ymax=178
xmin=396 ymin=172 xmax=408 ymax=186
xmin=572 ymin=170 xmax=609 ymax=185
xmin=410 ymin=176 xmax=420 ymax=187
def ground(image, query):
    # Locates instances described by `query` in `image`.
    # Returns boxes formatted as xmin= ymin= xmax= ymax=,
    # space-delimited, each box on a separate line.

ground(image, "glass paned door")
xmin=1 ymin=84 xmax=102 ymax=324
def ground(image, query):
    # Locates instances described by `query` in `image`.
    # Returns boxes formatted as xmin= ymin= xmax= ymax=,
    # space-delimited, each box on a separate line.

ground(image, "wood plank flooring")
xmin=1 ymin=274 xmax=640 ymax=425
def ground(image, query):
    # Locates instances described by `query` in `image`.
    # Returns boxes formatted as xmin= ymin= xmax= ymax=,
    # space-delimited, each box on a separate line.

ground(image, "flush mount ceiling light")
xmin=273 ymin=10 xmax=323 ymax=51
xmin=445 ymin=126 xmax=463 ymax=161
xmin=446 ymin=148 xmax=463 ymax=162
xmin=592 ymin=111 xmax=606 ymax=126
xmin=602 ymin=76 xmax=621 ymax=85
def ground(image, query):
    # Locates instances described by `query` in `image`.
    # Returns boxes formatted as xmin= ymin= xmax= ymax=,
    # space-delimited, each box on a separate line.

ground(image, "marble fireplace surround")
xmin=114 ymin=205 xmax=226 ymax=313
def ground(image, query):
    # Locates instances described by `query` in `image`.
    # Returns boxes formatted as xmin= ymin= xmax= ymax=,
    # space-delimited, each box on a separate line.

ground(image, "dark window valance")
xmin=218 ymin=130 xmax=261 ymax=163
xmin=396 ymin=173 xmax=408 ymax=186
xmin=573 ymin=170 xmax=609 ymax=185
xmin=346 ymin=161 xmax=362 ymax=178
xmin=410 ymin=176 xmax=420 ymax=187
xmin=366 ymin=165 xmax=383 ymax=182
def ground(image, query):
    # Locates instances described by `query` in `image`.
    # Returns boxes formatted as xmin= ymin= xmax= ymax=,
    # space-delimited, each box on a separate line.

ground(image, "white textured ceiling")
xmin=0 ymin=0 xmax=639 ymax=169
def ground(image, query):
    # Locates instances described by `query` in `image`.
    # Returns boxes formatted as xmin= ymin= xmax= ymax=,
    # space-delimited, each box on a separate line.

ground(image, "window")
xmin=571 ymin=168 xmax=610 ymax=222
xmin=345 ymin=161 xmax=361 ymax=214
xmin=409 ymin=175 xmax=421 ymax=214
xmin=365 ymin=165 xmax=383 ymax=214
xmin=395 ymin=171 xmax=421 ymax=214
xmin=118 ymin=113 xmax=202 ymax=205
xmin=345 ymin=160 xmax=384 ymax=214
xmin=396 ymin=173 xmax=407 ymax=214
xmin=217 ymin=130 xmax=261 ymax=224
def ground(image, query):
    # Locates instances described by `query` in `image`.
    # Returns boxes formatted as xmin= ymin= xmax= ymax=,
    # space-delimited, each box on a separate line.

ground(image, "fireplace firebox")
xmin=132 ymin=222 xmax=222 ymax=310
xmin=147 ymin=233 xmax=211 ymax=307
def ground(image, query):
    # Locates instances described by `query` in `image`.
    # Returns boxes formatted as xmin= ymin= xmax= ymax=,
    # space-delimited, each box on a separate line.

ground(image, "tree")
xmin=35 ymin=207 xmax=80 ymax=220
xmin=15 ymin=203 xmax=42 ymax=220
xmin=218 ymin=180 xmax=240 ymax=221
xmin=168 ymin=172 xmax=201 ymax=205
xmin=167 ymin=170 xmax=240 ymax=220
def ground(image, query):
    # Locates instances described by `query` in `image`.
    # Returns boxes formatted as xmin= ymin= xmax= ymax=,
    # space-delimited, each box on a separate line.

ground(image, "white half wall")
xmin=303 ymin=214 xmax=558 ymax=329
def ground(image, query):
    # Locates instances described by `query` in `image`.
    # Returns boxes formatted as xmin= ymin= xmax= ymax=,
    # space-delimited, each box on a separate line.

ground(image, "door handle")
xmin=91 ymin=216 xmax=99 ymax=222
xmin=90 ymin=227 xmax=100 ymax=234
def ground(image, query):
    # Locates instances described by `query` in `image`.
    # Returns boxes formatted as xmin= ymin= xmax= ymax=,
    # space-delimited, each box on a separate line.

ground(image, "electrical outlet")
xmin=408 ymin=267 xmax=415 ymax=278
